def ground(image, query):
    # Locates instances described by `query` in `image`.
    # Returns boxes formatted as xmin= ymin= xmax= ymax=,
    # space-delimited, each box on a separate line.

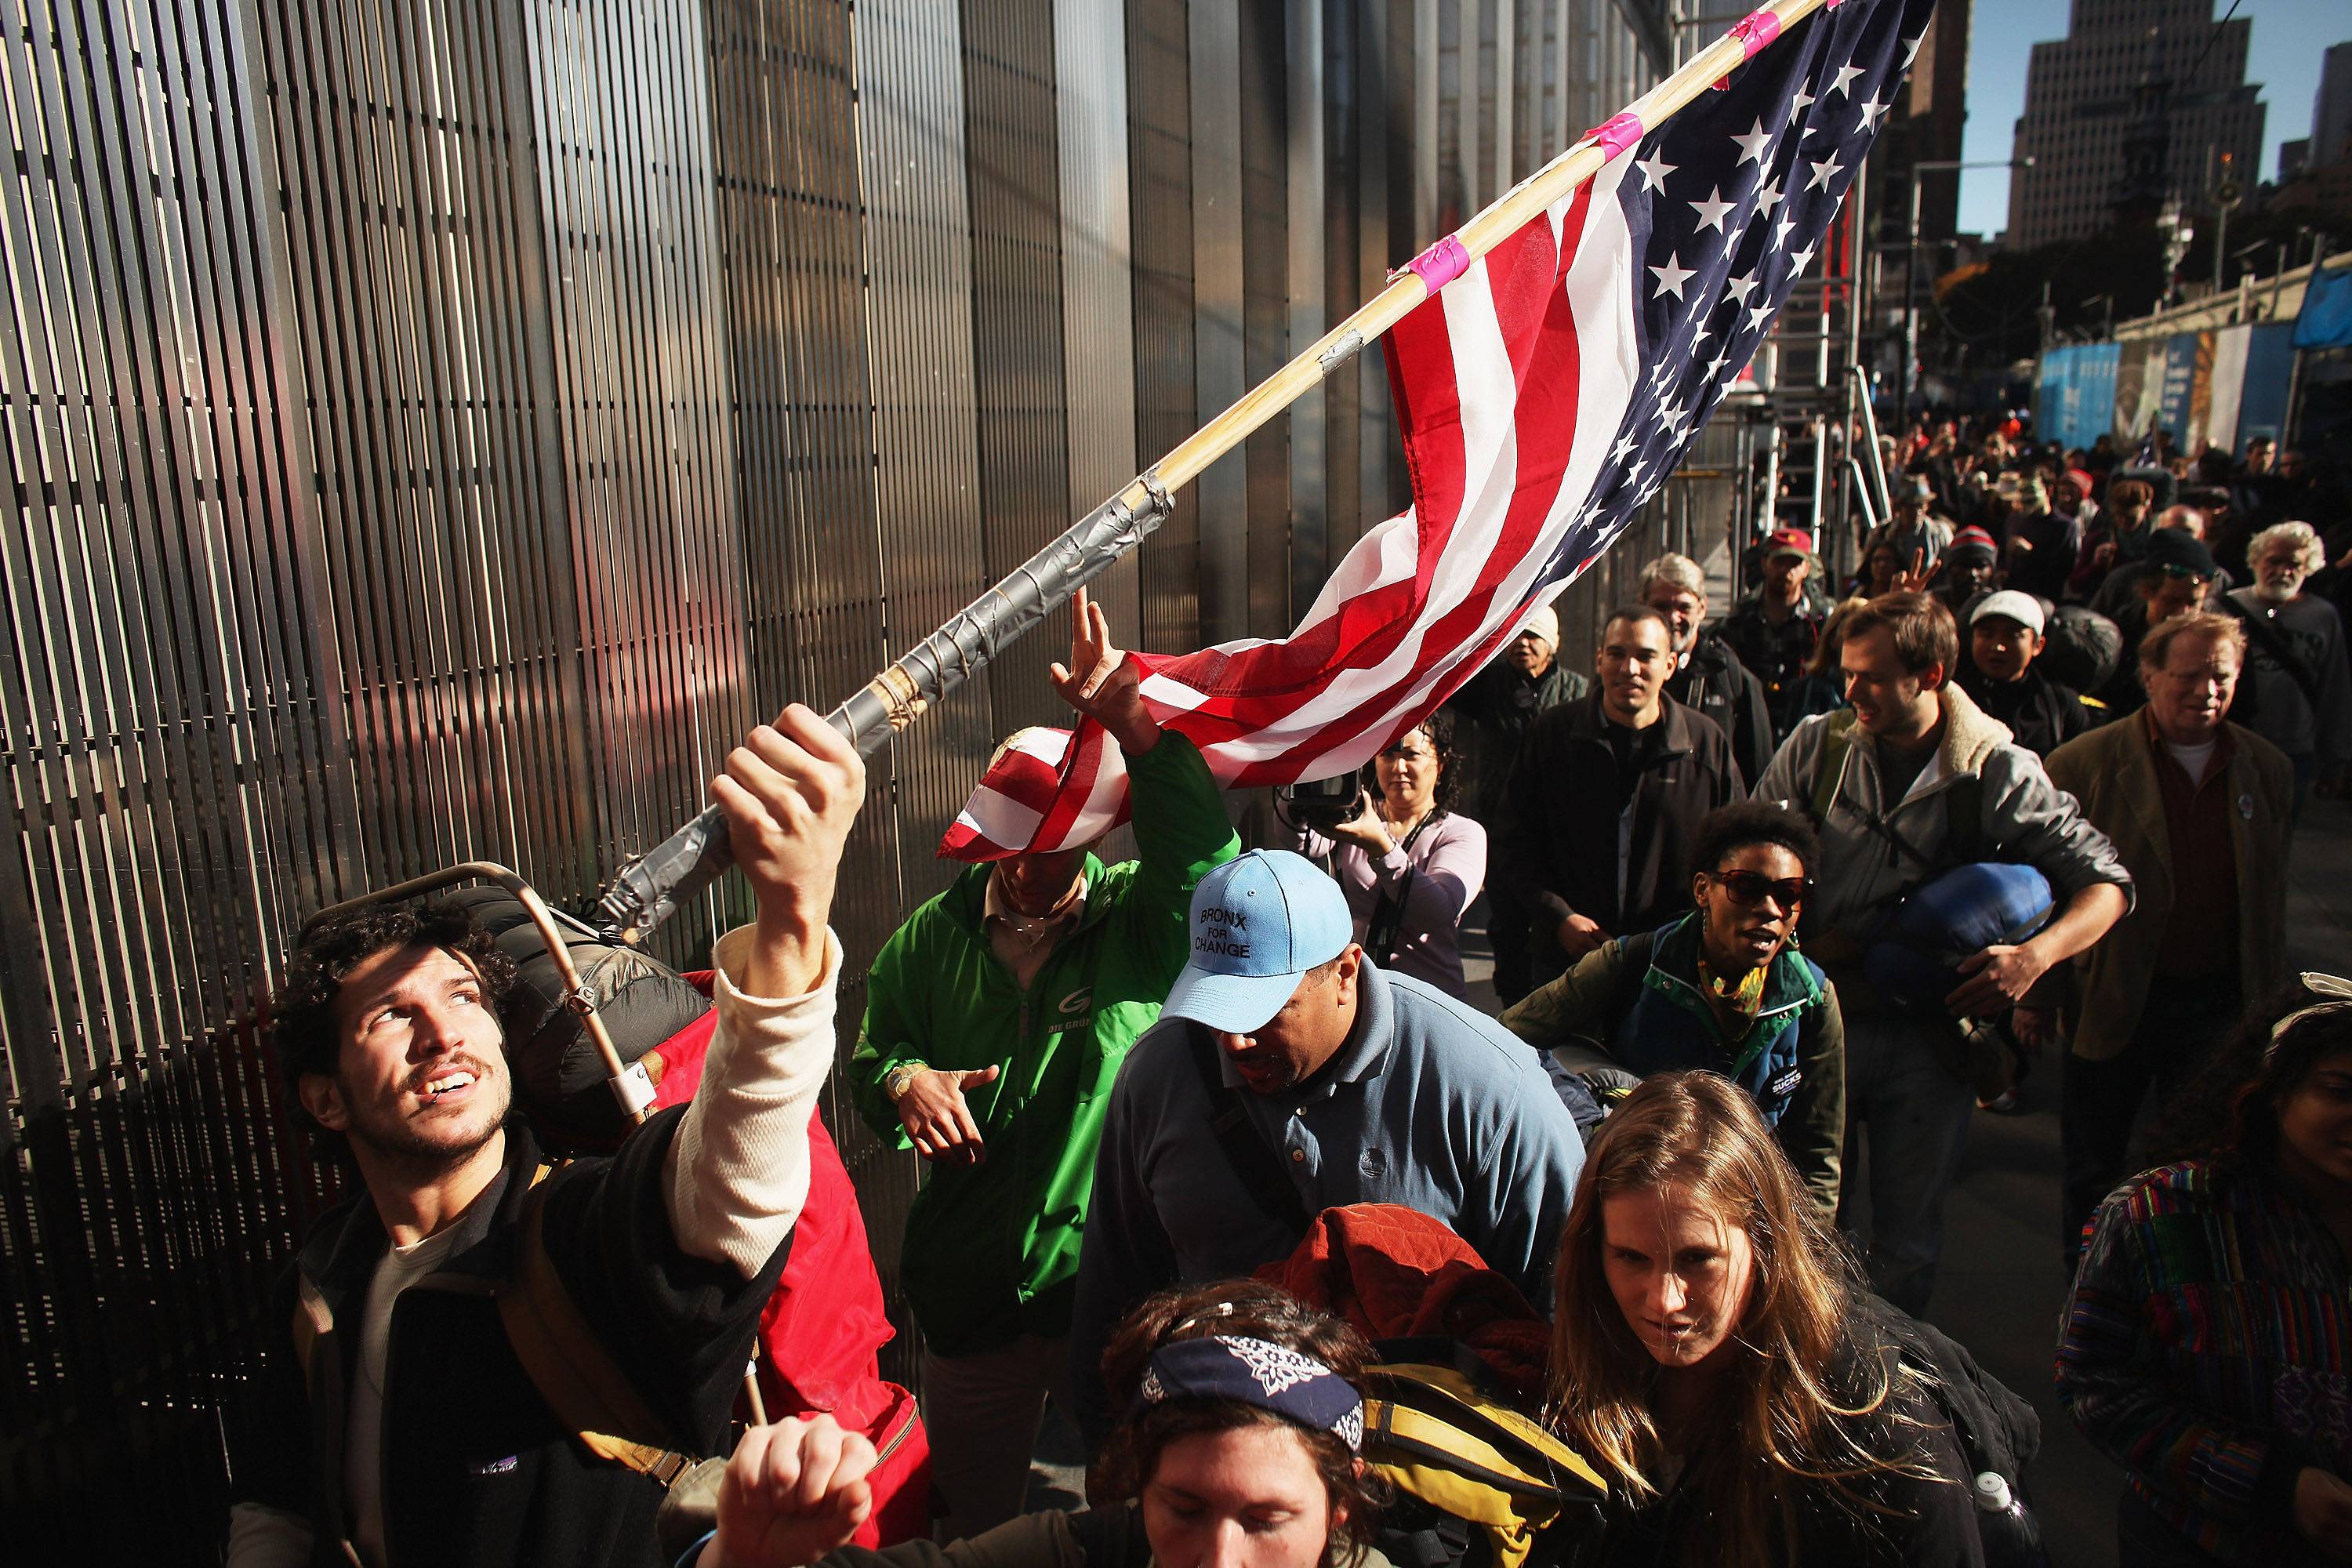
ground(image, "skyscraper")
xmin=2314 ymin=42 xmax=2352 ymax=167
xmin=2004 ymin=0 xmax=2263 ymax=251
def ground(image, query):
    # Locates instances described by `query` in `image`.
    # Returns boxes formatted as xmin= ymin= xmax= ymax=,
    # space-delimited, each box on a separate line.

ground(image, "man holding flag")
xmin=847 ymin=590 xmax=1236 ymax=1541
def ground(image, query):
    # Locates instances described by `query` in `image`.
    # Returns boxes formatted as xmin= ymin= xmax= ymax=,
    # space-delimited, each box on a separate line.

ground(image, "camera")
xmin=1277 ymin=773 xmax=1361 ymax=833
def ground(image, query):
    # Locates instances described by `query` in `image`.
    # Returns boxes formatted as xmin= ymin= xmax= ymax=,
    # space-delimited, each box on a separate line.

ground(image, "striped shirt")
xmin=2057 ymin=1158 xmax=2352 ymax=1563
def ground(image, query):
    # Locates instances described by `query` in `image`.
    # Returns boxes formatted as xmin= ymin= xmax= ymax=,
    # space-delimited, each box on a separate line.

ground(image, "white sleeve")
xmin=662 ymin=924 xmax=842 ymax=1276
xmin=226 ymin=1502 xmax=314 ymax=1568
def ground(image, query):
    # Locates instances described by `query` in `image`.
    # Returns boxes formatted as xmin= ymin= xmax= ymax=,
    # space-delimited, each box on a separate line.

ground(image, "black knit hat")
xmin=2144 ymin=527 xmax=2217 ymax=580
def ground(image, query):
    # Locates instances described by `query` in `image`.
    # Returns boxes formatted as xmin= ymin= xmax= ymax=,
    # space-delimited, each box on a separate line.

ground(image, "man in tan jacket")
xmin=2042 ymin=610 xmax=2294 ymax=1261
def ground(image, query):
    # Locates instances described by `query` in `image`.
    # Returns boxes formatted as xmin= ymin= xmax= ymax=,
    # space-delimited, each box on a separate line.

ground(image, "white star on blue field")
xmin=1536 ymin=0 xmax=1937 ymax=587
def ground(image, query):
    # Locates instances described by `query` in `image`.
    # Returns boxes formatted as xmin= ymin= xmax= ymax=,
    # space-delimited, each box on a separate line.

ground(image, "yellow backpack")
xmin=1361 ymin=1356 xmax=1609 ymax=1568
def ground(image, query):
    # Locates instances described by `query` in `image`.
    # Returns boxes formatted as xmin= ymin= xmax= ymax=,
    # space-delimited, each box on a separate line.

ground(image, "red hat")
xmin=1765 ymin=527 xmax=1815 ymax=558
xmin=2063 ymin=467 xmax=2095 ymax=497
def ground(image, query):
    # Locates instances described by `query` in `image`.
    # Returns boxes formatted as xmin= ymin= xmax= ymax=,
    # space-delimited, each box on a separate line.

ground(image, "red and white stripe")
xmin=938 ymin=721 xmax=1129 ymax=860
xmin=944 ymin=154 xmax=1643 ymax=860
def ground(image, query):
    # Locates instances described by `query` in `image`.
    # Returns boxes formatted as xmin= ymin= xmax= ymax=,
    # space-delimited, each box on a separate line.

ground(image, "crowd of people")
xmin=222 ymin=418 xmax=2352 ymax=1568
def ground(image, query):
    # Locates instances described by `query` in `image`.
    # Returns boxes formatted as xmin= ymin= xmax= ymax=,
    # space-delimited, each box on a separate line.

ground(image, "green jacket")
xmin=850 ymin=733 xmax=1238 ymax=1356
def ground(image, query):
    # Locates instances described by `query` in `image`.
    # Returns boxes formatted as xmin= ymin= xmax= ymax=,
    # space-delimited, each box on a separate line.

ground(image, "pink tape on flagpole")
xmin=1398 ymin=234 xmax=1472 ymax=294
xmin=1729 ymin=9 xmax=1781 ymax=54
xmin=1583 ymin=112 xmax=1645 ymax=159
xmin=1714 ymin=8 xmax=1781 ymax=88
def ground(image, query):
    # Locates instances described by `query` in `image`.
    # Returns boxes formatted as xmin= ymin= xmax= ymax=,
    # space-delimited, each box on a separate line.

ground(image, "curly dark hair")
xmin=1091 ymin=1279 xmax=1387 ymax=1568
xmin=2147 ymin=978 xmax=2352 ymax=1168
xmin=1686 ymin=800 xmax=1821 ymax=882
xmin=1360 ymin=708 xmax=1463 ymax=817
xmin=274 ymin=901 xmax=517 ymax=1162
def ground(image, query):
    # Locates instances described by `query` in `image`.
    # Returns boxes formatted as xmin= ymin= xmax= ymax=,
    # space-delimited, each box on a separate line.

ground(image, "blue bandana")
xmin=1137 ymin=1335 xmax=1365 ymax=1450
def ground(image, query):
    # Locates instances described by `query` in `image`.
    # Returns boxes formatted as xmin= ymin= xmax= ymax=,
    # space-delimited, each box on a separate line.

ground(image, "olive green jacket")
xmin=2042 ymin=717 xmax=2292 ymax=1060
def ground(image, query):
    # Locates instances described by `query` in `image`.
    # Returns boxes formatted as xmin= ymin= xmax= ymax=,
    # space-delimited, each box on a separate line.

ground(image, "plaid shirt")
xmin=2057 ymin=1157 xmax=2351 ymax=1564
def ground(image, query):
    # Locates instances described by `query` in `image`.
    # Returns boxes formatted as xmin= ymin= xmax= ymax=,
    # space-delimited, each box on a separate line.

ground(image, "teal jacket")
xmin=850 ymin=733 xmax=1237 ymax=1356
xmin=1501 ymin=913 xmax=1845 ymax=1221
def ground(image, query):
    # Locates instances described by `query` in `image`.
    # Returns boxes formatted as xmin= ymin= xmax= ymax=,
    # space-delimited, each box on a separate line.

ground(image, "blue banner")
xmin=2154 ymin=335 xmax=2199 ymax=445
xmin=2236 ymin=323 xmax=2298 ymax=445
xmin=2295 ymin=267 xmax=2352 ymax=350
xmin=2035 ymin=343 xmax=2121 ymax=450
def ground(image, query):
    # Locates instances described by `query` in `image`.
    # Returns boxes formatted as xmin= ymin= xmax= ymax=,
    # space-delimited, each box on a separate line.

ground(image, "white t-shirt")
xmin=2165 ymin=735 xmax=2219 ymax=785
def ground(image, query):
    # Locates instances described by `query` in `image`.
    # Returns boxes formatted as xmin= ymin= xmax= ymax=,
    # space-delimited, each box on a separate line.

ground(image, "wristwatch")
xmin=883 ymin=1063 xmax=926 ymax=1103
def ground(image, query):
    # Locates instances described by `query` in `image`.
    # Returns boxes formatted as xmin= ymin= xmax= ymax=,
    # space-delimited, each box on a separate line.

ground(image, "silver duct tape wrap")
xmin=596 ymin=474 xmax=1172 ymax=942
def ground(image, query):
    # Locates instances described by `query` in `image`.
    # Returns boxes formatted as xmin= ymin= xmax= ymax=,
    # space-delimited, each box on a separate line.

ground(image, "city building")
xmin=2005 ymin=0 xmax=2264 ymax=251
xmin=2315 ymin=41 xmax=2352 ymax=166
xmin=1877 ymin=0 xmax=1973 ymax=243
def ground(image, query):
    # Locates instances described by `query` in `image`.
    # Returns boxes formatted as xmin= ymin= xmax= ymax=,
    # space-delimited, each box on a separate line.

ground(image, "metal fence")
xmin=0 ymin=0 xmax=1671 ymax=1557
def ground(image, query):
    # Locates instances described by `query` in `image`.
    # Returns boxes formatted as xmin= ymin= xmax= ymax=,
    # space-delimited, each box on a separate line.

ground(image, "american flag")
xmin=943 ymin=0 xmax=1934 ymax=861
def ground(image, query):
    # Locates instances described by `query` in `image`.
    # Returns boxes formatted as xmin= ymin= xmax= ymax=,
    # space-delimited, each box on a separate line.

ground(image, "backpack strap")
xmin=2219 ymin=594 xmax=2325 ymax=708
xmin=1806 ymin=712 xmax=1858 ymax=828
xmin=1942 ymin=771 xmax=1989 ymax=866
xmin=285 ymin=1164 xmax=701 ymax=1487
xmin=1812 ymin=709 xmax=1997 ymax=876
xmin=496 ymin=1163 xmax=701 ymax=1486
xmin=289 ymin=1277 xmax=330 ymax=1390
xmin=1186 ymin=1024 xmax=1311 ymax=1238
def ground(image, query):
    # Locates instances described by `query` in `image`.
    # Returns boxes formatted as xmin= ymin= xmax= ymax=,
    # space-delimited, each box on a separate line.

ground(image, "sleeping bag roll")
xmin=444 ymin=887 xmax=711 ymax=1152
xmin=1864 ymin=862 xmax=2056 ymax=1014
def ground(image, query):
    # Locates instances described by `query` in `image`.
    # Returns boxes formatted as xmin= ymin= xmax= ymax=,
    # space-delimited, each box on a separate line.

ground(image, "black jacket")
xmin=1493 ymin=693 xmax=1743 ymax=952
xmin=1446 ymin=656 xmax=1592 ymax=822
xmin=1717 ymin=599 xmax=1824 ymax=740
xmin=1664 ymin=633 xmax=1776 ymax=788
xmin=1560 ymin=1313 xmax=1986 ymax=1567
xmin=227 ymin=1112 xmax=787 ymax=1568
xmin=1957 ymin=664 xmax=2096 ymax=759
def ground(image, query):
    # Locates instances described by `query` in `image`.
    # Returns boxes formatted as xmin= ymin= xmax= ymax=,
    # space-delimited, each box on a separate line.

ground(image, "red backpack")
xmin=652 ymin=994 xmax=930 ymax=1548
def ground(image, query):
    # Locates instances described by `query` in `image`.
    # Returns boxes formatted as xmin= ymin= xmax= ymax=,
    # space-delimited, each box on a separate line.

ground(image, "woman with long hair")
xmin=683 ymin=1279 xmax=1385 ymax=1568
xmin=1294 ymin=711 xmax=1486 ymax=999
xmin=2060 ymin=975 xmax=2352 ymax=1566
xmin=1547 ymin=1073 xmax=1981 ymax=1568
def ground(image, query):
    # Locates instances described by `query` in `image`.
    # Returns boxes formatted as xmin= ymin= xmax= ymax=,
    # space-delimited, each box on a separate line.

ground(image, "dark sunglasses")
xmin=1709 ymin=869 xmax=1812 ymax=909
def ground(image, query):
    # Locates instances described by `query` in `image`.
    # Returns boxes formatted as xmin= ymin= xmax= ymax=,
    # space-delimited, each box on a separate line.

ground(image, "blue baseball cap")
xmin=1161 ymin=851 xmax=1355 ymax=1034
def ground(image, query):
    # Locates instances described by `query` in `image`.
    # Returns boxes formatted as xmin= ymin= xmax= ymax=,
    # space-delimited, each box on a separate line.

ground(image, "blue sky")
xmin=1958 ymin=0 xmax=2345 ymax=237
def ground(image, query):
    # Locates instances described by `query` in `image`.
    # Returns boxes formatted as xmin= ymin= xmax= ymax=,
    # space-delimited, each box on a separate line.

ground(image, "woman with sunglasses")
xmin=1501 ymin=802 xmax=1843 ymax=1220
xmin=2060 ymin=976 xmax=2352 ymax=1567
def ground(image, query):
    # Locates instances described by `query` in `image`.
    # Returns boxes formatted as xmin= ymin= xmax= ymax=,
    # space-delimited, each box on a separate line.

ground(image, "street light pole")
xmin=1902 ymin=173 xmax=1924 ymax=423
xmin=1900 ymin=156 xmax=2031 ymax=423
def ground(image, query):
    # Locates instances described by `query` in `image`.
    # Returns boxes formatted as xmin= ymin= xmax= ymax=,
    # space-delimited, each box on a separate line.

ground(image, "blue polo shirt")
xmin=1067 ymin=959 xmax=1585 ymax=1438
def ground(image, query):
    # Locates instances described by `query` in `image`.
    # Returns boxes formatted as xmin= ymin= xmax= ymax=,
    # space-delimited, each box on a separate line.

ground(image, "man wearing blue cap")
xmin=1065 ymin=848 xmax=1587 ymax=1442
